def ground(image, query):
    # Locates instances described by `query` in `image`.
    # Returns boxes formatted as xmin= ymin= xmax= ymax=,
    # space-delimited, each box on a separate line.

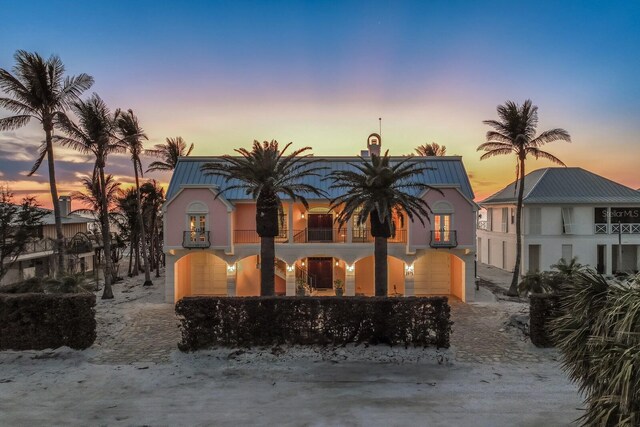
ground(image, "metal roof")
xmin=481 ymin=167 xmax=640 ymax=205
xmin=166 ymin=156 xmax=475 ymax=202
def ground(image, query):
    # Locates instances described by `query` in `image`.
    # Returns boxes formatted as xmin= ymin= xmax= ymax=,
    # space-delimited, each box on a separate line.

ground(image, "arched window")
xmin=432 ymin=201 xmax=454 ymax=243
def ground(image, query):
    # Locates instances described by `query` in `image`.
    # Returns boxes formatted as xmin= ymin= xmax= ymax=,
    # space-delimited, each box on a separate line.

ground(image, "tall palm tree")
xmin=55 ymin=94 xmax=123 ymax=299
xmin=0 ymin=50 xmax=94 ymax=275
xmin=201 ymin=140 xmax=326 ymax=295
xmin=115 ymin=109 xmax=153 ymax=286
xmin=114 ymin=187 xmax=140 ymax=277
xmin=146 ymin=136 xmax=194 ymax=172
xmin=140 ymin=179 xmax=165 ymax=278
xmin=328 ymin=151 xmax=434 ymax=296
xmin=477 ymin=99 xmax=570 ymax=296
xmin=415 ymin=142 xmax=446 ymax=156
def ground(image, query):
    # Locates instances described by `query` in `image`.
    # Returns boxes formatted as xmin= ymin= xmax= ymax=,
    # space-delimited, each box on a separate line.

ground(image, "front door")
xmin=308 ymin=214 xmax=333 ymax=242
xmin=307 ymin=257 xmax=333 ymax=289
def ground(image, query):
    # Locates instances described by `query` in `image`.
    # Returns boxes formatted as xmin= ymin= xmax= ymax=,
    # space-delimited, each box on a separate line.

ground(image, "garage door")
xmin=414 ymin=252 xmax=451 ymax=295
xmin=190 ymin=252 xmax=227 ymax=295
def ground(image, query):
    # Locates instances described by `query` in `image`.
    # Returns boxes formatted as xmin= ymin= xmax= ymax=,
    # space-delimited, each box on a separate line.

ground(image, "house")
xmin=477 ymin=167 xmax=640 ymax=275
xmin=163 ymin=136 xmax=478 ymax=303
xmin=0 ymin=196 xmax=98 ymax=286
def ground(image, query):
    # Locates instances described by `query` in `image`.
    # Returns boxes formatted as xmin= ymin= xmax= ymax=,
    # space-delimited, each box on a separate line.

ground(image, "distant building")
xmin=0 ymin=196 xmax=99 ymax=286
xmin=477 ymin=167 xmax=640 ymax=275
xmin=162 ymin=135 xmax=479 ymax=303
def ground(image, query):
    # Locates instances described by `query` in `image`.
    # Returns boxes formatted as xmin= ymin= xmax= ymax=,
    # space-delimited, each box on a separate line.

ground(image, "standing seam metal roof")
xmin=166 ymin=156 xmax=475 ymax=202
xmin=481 ymin=167 xmax=640 ymax=205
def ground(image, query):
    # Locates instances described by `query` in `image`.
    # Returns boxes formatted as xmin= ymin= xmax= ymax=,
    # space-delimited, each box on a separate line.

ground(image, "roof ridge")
xmin=523 ymin=167 xmax=551 ymax=200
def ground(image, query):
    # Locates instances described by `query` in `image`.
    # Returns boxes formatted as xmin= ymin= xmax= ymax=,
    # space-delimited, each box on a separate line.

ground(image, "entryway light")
xmin=227 ymin=263 xmax=236 ymax=272
xmin=346 ymin=264 xmax=355 ymax=272
xmin=286 ymin=264 xmax=294 ymax=272
xmin=335 ymin=260 xmax=339 ymax=266
xmin=301 ymin=213 xmax=305 ymax=219
xmin=404 ymin=263 xmax=414 ymax=276
xmin=301 ymin=260 xmax=305 ymax=267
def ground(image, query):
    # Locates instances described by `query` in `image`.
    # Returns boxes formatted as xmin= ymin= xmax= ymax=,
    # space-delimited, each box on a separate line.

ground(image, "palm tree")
xmin=0 ymin=50 xmax=94 ymax=275
xmin=55 ymin=94 xmax=123 ymax=299
xmin=146 ymin=136 xmax=194 ymax=172
xmin=115 ymin=109 xmax=153 ymax=286
xmin=328 ymin=151 xmax=434 ymax=296
xmin=477 ymin=100 xmax=570 ymax=296
xmin=201 ymin=140 xmax=326 ymax=295
xmin=114 ymin=188 xmax=140 ymax=277
xmin=140 ymin=180 xmax=165 ymax=278
xmin=415 ymin=142 xmax=446 ymax=156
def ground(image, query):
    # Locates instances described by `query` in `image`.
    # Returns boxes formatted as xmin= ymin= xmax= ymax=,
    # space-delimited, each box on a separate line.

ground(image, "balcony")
xmin=477 ymin=220 xmax=488 ymax=231
xmin=595 ymin=223 xmax=640 ymax=234
xmin=23 ymin=238 xmax=55 ymax=254
xmin=231 ymin=228 xmax=407 ymax=244
xmin=183 ymin=231 xmax=211 ymax=248
xmin=430 ymin=230 xmax=457 ymax=248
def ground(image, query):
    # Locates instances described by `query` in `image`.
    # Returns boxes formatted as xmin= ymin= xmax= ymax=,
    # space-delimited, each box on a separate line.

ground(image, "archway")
xmin=174 ymin=251 xmax=227 ymax=300
xmin=413 ymin=251 xmax=466 ymax=300
xmin=353 ymin=255 xmax=406 ymax=296
xmin=235 ymin=255 xmax=288 ymax=296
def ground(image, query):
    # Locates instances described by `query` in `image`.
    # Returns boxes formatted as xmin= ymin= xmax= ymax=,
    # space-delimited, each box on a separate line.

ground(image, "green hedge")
xmin=529 ymin=293 xmax=560 ymax=347
xmin=0 ymin=293 xmax=96 ymax=350
xmin=176 ymin=296 xmax=452 ymax=351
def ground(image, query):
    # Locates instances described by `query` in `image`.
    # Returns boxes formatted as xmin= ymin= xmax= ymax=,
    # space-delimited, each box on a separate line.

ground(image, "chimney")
xmin=59 ymin=196 xmax=71 ymax=217
xmin=367 ymin=133 xmax=381 ymax=157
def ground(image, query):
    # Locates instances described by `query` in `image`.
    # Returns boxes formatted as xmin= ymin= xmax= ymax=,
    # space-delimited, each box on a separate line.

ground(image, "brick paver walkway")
xmin=450 ymin=300 xmax=553 ymax=363
xmin=91 ymin=305 xmax=179 ymax=365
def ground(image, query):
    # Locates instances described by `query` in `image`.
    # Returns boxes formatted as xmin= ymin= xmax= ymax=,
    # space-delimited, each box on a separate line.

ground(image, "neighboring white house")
xmin=477 ymin=167 xmax=640 ymax=275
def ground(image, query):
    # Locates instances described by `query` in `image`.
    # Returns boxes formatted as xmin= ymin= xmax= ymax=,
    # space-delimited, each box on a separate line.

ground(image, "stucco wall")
xmin=410 ymin=188 xmax=475 ymax=247
xmin=165 ymin=188 xmax=230 ymax=248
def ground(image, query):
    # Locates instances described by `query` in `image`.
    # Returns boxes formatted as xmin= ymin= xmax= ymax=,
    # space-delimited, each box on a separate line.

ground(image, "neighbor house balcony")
xmin=477 ymin=220 xmax=488 ymax=231
xmin=183 ymin=231 xmax=211 ymax=248
xmin=231 ymin=228 xmax=407 ymax=244
xmin=430 ymin=230 xmax=457 ymax=248
xmin=594 ymin=223 xmax=640 ymax=234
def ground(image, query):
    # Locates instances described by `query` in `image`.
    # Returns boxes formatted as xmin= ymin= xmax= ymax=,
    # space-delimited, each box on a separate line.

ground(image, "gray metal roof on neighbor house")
xmin=481 ymin=167 xmax=640 ymax=205
xmin=166 ymin=156 xmax=475 ymax=202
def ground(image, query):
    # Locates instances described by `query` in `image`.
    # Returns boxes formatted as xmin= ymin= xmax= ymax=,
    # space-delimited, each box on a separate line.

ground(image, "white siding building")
xmin=477 ymin=168 xmax=640 ymax=275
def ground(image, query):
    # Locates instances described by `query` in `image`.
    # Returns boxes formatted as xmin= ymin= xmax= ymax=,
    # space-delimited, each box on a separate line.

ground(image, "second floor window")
xmin=434 ymin=214 xmax=452 ymax=242
xmin=561 ymin=207 xmax=574 ymax=234
xmin=189 ymin=215 xmax=207 ymax=242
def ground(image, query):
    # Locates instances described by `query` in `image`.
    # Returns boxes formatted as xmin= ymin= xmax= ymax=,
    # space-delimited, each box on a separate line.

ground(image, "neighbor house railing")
xmin=182 ymin=231 xmax=211 ymax=248
xmin=594 ymin=223 xmax=640 ymax=234
xmin=430 ymin=230 xmax=458 ymax=248
xmin=477 ymin=220 xmax=488 ymax=230
xmin=21 ymin=238 xmax=55 ymax=255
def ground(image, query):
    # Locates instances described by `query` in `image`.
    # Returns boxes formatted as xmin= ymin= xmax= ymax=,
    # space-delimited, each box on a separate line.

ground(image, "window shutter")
xmin=529 ymin=208 xmax=541 ymax=234
xmin=562 ymin=208 xmax=574 ymax=234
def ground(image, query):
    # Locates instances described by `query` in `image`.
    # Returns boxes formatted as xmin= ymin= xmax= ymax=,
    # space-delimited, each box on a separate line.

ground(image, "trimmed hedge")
xmin=0 ymin=293 xmax=96 ymax=350
xmin=176 ymin=296 xmax=452 ymax=351
xmin=529 ymin=293 xmax=560 ymax=347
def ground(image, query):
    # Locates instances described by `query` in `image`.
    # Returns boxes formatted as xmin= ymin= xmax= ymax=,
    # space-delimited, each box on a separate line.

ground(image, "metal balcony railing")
xmin=182 ymin=231 xmax=211 ymax=248
xmin=351 ymin=228 xmax=407 ymax=243
xmin=477 ymin=220 xmax=488 ymax=230
xmin=21 ymin=238 xmax=55 ymax=254
xmin=594 ymin=223 xmax=640 ymax=234
xmin=233 ymin=230 xmax=289 ymax=243
xmin=292 ymin=228 xmax=347 ymax=243
xmin=430 ymin=230 xmax=458 ymax=248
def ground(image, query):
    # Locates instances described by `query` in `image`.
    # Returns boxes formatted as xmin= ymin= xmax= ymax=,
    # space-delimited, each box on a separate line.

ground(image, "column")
xmin=164 ymin=254 xmax=176 ymax=303
xmin=346 ymin=217 xmax=353 ymax=243
xmin=404 ymin=262 xmax=415 ymax=297
xmin=286 ymin=264 xmax=296 ymax=296
xmin=226 ymin=264 xmax=237 ymax=296
xmin=345 ymin=264 xmax=356 ymax=296
xmin=288 ymin=202 xmax=294 ymax=243
xmin=606 ymin=244 xmax=613 ymax=275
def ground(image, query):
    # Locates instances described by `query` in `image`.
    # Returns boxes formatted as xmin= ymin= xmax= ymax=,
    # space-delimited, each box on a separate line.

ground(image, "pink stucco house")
xmin=163 ymin=139 xmax=478 ymax=303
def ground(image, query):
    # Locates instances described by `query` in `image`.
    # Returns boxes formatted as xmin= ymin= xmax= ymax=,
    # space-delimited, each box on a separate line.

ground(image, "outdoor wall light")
xmin=301 ymin=260 xmax=305 ymax=267
xmin=346 ymin=264 xmax=355 ymax=272
xmin=335 ymin=260 xmax=339 ymax=266
xmin=286 ymin=264 xmax=295 ymax=272
xmin=301 ymin=213 xmax=305 ymax=219
xmin=404 ymin=263 xmax=414 ymax=276
xmin=227 ymin=263 xmax=236 ymax=273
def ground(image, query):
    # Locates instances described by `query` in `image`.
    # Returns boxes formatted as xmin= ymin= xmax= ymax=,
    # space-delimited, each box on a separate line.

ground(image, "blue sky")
xmin=1 ymin=0 xmax=639 ymax=204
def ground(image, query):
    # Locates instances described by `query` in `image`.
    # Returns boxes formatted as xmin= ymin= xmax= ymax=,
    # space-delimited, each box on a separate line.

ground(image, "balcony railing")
xmin=477 ymin=220 xmax=488 ymax=230
xmin=183 ymin=231 xmax=211 ymax=248
xmin=595 ymin=223 xmax=640 ymax=234
xmin=430 ymin=230 xmax=458 ymax=248
xmin=21 ymin=238 xmax=55 ymax=255
xmin=293 ymin=228 xmax=347 ymax=243
xmin=233 ymin=230 xmax=289 ymax=244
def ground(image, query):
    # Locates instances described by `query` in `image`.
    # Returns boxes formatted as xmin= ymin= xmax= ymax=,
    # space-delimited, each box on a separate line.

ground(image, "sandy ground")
xmin=0 ymin=268 xmax=582 ymax=426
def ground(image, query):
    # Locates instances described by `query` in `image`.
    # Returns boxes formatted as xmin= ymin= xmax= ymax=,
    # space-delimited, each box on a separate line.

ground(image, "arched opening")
xmin=413 ymin=251 xmax=465 ymax=301
xmin=174 ymin=252 xmax=227 ymax=300
xmin=235 ymin=255 xmax=288 ymax=296
xmin=292 ymin=256 xmax=347 ymax=296
xmin=354 ymin=255 xmax=406 ymax=296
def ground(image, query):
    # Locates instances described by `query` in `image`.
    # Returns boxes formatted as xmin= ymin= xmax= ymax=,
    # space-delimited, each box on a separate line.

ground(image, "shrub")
xmin=176 ymin=296 xmax=452 ymax=351
xmin=529 ymin=293 xmax=560 ymax=347
xmin=550 ymin=270 xmax=639 ymax=426
xmin=0 ymin=274 xmax=93 ymax=294
xmin=0 ymin=293 xmax=96 ymax=350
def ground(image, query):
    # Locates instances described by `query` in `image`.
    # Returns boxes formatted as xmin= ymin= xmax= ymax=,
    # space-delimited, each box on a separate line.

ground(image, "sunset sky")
xmin=1 ymin=0 xmax=639 ymax=209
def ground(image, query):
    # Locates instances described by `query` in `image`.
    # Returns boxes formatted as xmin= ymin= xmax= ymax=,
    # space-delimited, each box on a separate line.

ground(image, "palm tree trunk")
xmin=508 ymin=157 xmax=526 ymax=296
xmin=98 ymin=166 xmax=113 ymax=299
xmin=44 ymin=127 xmax=65 ymax=276
xmin=260 ymin=236 xmax=275 ymax=296
xmin=133 ymin=167 xmax=153 ymax=286
xmin=127 ymin=241 xmax=133 ymax=277
xmin=374 ymin=236 xmax=388 ymax=296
